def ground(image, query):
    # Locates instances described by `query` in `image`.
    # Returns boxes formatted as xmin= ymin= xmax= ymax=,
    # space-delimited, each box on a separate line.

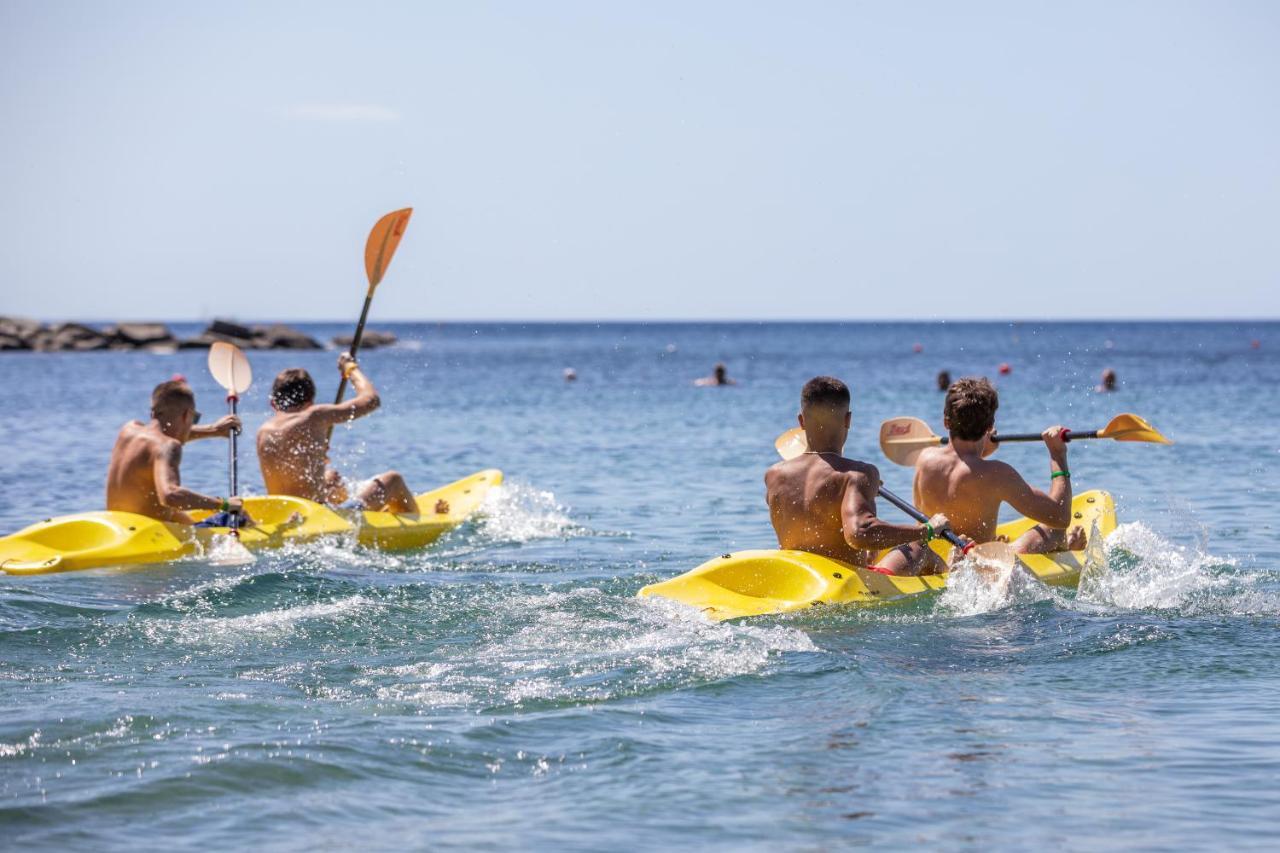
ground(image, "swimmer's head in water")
xmin=944 ymin=377 xmax=998 ymax=441
xmin=714 ymin=362 xmax=728 ymax=381
xmin=271 ymin=368 xmax=316 ymax=412
xmin=1101 ymin=368 xmax=1117 ymax=390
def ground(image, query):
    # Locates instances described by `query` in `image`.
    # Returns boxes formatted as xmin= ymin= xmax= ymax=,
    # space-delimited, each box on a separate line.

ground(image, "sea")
xmin=1 ymin=321 xmax=1276 ymax=850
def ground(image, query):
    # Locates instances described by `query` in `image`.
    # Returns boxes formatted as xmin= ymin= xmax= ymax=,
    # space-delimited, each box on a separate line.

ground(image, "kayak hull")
xmin=351 ymin=469 xmax=503 ymax=550
xmin=639 ymin=490 xmax=1116 ymax=621
xmin=0 ymin=470 xmax=503 ymax=576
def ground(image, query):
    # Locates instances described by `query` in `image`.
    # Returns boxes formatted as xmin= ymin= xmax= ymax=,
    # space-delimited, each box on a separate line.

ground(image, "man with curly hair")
xmin=879 ymin=377 xmax=1084 ymax=575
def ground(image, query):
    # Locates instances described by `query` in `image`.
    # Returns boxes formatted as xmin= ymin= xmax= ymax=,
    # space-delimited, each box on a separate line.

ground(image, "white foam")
xmin=474 ymin=482 xmax=590 ymax=544
xmin=1078 ymin=521 xmax=1242 ymax=612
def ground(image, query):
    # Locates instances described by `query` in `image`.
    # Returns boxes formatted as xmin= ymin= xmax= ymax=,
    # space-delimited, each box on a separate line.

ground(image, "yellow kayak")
xmin=349 ymin=469 xmax=503 ymax=549
xmin=0 ymin=469 xmax=503 ymax=576
xmin=639 ymin=490 xmax=1116 ymax=621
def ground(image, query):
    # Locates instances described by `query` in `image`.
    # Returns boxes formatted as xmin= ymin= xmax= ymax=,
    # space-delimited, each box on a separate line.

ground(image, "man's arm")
xmin=187 ymin=414 xmax=241 ymax=442
xmin=842 ymin=468 xmax=948 ymax=551
xmin=308 ymin=355 xmax=381 ymax=427
xmin=998 ymin=427 xmax=1072 ymax=528
xmin=153 ymin=441 xmax=242 ymax=513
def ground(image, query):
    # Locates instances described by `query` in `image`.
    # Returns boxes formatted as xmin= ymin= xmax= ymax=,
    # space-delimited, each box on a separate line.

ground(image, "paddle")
xmin=207 ymin=341 xmax=254 ymax=564
xmin=333 ymin=207 xmax=413 ymax=407
xmin=774 ymin=428 xmax=1015 ymax=571
xmin=879 ymin=413 xmax=1172 ymax=467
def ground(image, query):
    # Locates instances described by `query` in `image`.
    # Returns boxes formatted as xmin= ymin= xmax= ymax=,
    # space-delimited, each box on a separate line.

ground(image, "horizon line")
xmin=22 ymin=316 xmax=1280 ymax=326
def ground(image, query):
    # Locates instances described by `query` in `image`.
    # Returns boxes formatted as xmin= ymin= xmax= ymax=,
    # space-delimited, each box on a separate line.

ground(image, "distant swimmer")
xmin=878 ymin=377 xmax=1084 ymax=575
xmin=105 ymin=379 xmax=248 ymax=525
xmin=695 ymin=362 xmax=737 ymax=387
xmin=563 ymin=368 xmax=578 ymax=382
xmin=257 ymin=353 xmax=443 ymax=514
xmin=764 ymin=376 xmax=952 ymax=570
xmin=936 ymin=370 xmax=951 ymax=392
xmin=1097 ymin=368 xmax=1117 ymax=392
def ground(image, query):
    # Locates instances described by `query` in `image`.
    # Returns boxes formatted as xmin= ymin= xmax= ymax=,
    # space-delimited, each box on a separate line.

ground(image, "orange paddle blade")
xmin=775 ymin=427 xmax=808 ymax=461
xmin=879 ymin=416 xmax=944 ymax=467
xmin=364 ymin=207 xmax=413 ymax=293
xmin=1097 ymin=413 xmax=1172 ymax=444
xmin=207 ymin=342 xmax=253 ymax=396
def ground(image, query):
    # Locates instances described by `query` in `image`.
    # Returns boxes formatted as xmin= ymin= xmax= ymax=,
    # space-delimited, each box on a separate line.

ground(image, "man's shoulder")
xmin=833 ymin=456 xmax=879 ymax=481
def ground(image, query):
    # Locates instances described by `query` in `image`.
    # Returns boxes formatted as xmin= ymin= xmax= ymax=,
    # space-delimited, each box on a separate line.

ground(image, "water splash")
xmin=473 ymin=482 xmax=596 ymax=545
xmin=1078 ymin=522 xmax=1247 ymax=612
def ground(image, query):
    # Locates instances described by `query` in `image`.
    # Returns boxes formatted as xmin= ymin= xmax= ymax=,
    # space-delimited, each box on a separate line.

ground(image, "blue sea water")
xmin=0 ymin=321 xmax=1277 ymax=850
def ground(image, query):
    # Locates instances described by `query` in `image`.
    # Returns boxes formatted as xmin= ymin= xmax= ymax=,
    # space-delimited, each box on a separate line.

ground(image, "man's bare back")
xmin=257 ymin=355 xmax=424 ymax=514
xmin=106 ymin=421 xmax=195 ymax=524
xmin=106 ymin=380 xmax=243 ymax=524
xmin=905 ymin=377 xmax=1079 ymax=557
xmin=257 ymin=408 xmax=341 ymax=503
xmin=913 ymin=434 xmax=1082 ymax=552
xmin=765 ymin=454 xmax=877 ymax=565
xmin=765 ymin=375 xmax=952 ymax=570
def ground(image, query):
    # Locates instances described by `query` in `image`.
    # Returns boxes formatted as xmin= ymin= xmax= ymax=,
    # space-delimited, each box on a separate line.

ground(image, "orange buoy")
xmin=998 ymin=362 xmax=1011 ymax=375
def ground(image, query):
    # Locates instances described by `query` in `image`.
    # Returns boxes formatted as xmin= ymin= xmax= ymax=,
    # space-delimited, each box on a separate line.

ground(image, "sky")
xmin=1 ymin=1 xmax=1277 ymax=321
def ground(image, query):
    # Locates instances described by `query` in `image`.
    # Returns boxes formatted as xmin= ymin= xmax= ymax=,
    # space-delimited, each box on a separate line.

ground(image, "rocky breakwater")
xmin=0 ymin=317 xmax=322 ymax=352
xmin=177 ymin=319 xmax=322 ymax=350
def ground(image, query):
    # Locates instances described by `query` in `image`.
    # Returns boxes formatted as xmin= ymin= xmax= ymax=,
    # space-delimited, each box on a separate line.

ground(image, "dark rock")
xmin=0 ymin=316 xmax=42 ymax=344
xmin=0 ymin=333 xmax=30 ymax=351
xmin=35 ymin=323 xmax=110 ymax=352
xmin=252 ymin=323 xmax=322 ymax=350
xmin=332 ymin=330 xmax=398 ymax=350
xmin=105 ymin=322 xmax=176 ymax=347
xmin=207 ymin=319 xmax=255 ymax=342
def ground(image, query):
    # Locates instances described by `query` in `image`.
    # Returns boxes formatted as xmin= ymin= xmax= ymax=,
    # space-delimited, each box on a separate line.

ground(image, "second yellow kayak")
xmin=0 ymin=469 xmax=503 ymax=576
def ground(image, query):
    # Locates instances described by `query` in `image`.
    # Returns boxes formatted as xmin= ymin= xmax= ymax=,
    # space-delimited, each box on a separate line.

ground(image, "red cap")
xmin=998 ymin=363 xmax=1011 ymax=375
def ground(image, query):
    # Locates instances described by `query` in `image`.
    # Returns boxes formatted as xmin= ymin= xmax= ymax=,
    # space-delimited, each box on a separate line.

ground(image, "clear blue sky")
xmin=1 ymin=1 xmax=1276 ymax=321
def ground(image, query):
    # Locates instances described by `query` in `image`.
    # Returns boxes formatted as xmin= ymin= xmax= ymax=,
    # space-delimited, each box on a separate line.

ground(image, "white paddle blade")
xmin=957 ymin=540 xmax=1017 ymax=593
xmin=775 ymin=427 xmax=808 ymax=461
xmin=208 ymin=342 xmax=253 ymax=395
xmin=879 ymin=416 xmax=942 ymax=467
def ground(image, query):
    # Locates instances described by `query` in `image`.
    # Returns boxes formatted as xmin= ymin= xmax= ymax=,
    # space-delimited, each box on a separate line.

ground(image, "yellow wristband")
xmin=342 ymin=362 xmax=358 ymax=379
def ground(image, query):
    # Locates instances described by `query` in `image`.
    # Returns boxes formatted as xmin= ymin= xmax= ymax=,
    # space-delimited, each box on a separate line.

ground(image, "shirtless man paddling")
xmin=879 ymin=377 xmax=1084 ymax=574
xmin=106 ymin=379 xmax=246 ymax=524
xmin=764 ymin=376 xmax=953 ymax=570
xmin=257 ymin=354 xmax=437 ymax=514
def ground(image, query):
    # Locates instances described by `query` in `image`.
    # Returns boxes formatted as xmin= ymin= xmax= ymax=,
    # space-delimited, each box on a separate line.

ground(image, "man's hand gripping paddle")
xmin=878 ymin=414 xmax=1172 ymax=467
xmin=774 ymin=427 xmax=1017 ymax=578
xmin=207 ymin=341 xmax=254 ymax=565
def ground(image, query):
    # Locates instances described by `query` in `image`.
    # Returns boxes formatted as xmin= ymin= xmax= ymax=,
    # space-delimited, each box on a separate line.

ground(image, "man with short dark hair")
xmin=764 ymin=375 xmax=952 ymax=570
xmin=106 ymin=379 xmax=246 ymax=523
xmin=257 ymin=353 xmax=430 ymax=513
xmin=879 ymin=377 xmax=1083 ymax=574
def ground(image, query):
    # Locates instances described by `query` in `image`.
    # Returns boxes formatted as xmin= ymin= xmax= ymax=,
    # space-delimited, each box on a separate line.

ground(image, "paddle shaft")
xmin=334 ymin=291 xmax=375 ymax=405
xmin=226 ymin=394 xmax=240 ymax=536
xmin=933 ymin=428 xmax=1097 ymax=446
xmin=877 ymin=485 xmax=971 ymax=553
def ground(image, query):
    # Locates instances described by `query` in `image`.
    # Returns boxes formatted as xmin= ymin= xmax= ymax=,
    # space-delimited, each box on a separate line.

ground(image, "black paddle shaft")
xmin=877 ymin=485 xmax=967 ymax=551
xmin=227 ymin=394 xmax=240 ymax=535
xmin=938 ymin=428 xmax=1097 ymax=446
xmin=334 ymin=292 xmax=375 ymax=405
